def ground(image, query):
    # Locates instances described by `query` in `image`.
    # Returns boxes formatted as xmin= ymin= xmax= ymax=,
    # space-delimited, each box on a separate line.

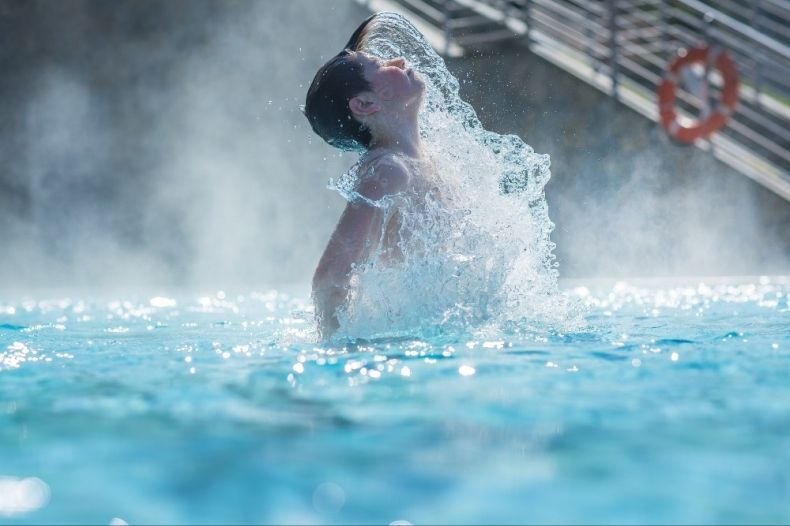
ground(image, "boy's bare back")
xmin=312 ymin=151 xmax=418 ymax=336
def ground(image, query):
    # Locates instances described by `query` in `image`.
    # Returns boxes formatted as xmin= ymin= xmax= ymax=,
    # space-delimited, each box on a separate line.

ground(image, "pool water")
xmin=1 ymin=278 xmax=788 ymax=524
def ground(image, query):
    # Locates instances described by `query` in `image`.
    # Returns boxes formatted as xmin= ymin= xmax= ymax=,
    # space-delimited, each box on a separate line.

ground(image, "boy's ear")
xmin=349 ymin=95 xmax=380 ymax=117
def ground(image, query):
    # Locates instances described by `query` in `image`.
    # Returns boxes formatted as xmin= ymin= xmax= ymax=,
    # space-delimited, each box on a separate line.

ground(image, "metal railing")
xmin=360 ymin=0 xmax=790 ymax=201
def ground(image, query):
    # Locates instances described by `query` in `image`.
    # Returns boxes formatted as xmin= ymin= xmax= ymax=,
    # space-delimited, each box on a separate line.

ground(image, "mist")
xmin=1 ymin=0 xmax=369 ymax=292
xmin=1 ymin=0 xmax=788 ymax=295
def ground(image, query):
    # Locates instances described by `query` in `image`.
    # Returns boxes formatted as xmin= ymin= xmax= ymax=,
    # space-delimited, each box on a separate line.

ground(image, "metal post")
xmin=702 ymin=12 xmax=714 ymax=149
xmin=442 ymin=0 xmax=451 ymax=57
xmin=607 ymin=0 xmax=619 ymax=99
xmin=660 ymin=0 xmax=670 ymax=60
xmin=751 ymin=0 xmax=763 ymax=108
xmin=584 ymin=6 xmax=596 ymax=73
xmin=523 ymin=0 xmax=532 ymax=50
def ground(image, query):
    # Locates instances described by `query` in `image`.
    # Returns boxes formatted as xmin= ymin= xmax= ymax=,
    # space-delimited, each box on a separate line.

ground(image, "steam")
xmin=0 ymin=1 xmax=370 ymax=292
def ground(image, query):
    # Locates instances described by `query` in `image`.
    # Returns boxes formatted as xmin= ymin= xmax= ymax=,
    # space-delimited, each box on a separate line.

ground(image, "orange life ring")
xmin=657 ymin=45 xmax=739 ymax=144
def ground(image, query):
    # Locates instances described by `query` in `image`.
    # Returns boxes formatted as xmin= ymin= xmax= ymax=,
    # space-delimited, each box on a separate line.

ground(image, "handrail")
xmin=676 ymin=0 xmax=790 ymax=58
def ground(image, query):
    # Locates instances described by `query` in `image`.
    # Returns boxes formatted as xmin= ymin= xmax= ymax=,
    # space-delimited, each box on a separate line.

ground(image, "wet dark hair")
xmin=303 ymin=15 xmax=378 ymax=152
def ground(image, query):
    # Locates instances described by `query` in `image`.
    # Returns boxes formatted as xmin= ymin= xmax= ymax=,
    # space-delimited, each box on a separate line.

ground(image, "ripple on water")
xmin=0 ymin=281 xmax=788 ymax=522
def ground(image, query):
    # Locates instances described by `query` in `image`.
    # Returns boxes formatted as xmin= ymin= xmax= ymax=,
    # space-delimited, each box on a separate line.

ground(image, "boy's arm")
xmin=312 ymin=160 xmax=409 ymax=338
xmin=312 ymin=201 xmax=379 ymax=336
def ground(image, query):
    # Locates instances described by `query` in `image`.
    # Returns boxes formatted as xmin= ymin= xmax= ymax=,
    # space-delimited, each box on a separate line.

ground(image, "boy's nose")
xmin=389 ymin=57 xmax=406 ymax=69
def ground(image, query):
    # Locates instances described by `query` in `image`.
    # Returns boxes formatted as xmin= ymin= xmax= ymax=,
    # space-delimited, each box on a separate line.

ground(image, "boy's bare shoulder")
xmin=356 ymin=152 xmax=412 ymax=201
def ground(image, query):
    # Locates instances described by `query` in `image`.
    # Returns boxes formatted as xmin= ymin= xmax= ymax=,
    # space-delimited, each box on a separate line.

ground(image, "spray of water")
xmin=323 ymin=12 xmax=577 ymax=340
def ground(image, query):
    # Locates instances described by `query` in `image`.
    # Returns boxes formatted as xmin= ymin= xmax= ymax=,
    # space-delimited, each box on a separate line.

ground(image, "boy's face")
xmin=356 ymin=52 xmax=424 ymax=106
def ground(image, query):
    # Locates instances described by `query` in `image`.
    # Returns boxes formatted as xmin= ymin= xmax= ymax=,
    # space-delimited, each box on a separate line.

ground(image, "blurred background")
xmin=0 ymin=0 xmax=788 ymax=292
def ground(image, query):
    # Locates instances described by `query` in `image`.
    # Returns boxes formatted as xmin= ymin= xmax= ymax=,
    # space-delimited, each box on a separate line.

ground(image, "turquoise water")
xmin=1 ymin=278 xmax=788 ymax=524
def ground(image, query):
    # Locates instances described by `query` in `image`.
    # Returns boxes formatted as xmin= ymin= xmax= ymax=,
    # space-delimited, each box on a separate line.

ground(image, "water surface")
xmin=1 ymin=278 xmax=788 ymax=524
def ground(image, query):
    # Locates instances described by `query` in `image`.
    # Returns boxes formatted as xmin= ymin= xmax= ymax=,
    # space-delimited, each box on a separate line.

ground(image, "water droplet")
xmin=458 ymin=365 xmax=476 ymax=376
xmin=0 ymin=476 xmax=50 ymax=516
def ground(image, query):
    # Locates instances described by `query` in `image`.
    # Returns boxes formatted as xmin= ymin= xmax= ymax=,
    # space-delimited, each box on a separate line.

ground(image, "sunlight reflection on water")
xmin=0 ymin=278 xmax=788 ymax=523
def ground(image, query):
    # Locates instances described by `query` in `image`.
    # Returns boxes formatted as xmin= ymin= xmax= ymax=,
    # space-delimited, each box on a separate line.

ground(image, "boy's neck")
xmin=369 ymin=118 xmax=422 ymax=158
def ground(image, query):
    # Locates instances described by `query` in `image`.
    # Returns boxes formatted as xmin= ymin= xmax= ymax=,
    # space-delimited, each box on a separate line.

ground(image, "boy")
xmin=304 ymin=16 xmax=426 ymax=338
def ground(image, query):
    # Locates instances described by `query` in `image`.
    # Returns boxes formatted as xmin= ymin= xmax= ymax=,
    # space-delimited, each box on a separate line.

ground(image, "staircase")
xmin=358 ymin=0 xmax=790 ymax=201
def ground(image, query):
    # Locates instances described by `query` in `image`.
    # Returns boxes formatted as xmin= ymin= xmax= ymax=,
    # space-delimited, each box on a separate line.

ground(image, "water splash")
xmin=328 ymin=12 xmax=575 ymax=339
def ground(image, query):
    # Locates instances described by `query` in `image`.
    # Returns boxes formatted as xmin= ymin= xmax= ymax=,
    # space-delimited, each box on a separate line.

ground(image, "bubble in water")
xmin=0 ymin=476 xmax=50 ymax=516
xmin=312 ymin=482 xmax=345 ymax=514
xmin=458 ymin=365 xmax=476 ymax=376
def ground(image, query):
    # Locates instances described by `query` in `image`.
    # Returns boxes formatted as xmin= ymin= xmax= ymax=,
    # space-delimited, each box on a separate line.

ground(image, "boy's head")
xmin=303 ymin=15 xmax=376 ymax=152
xmin=304 ymin=15 xmax=425 ymax=152
xmin=304 ymin=50 xmax=373 ymax=152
